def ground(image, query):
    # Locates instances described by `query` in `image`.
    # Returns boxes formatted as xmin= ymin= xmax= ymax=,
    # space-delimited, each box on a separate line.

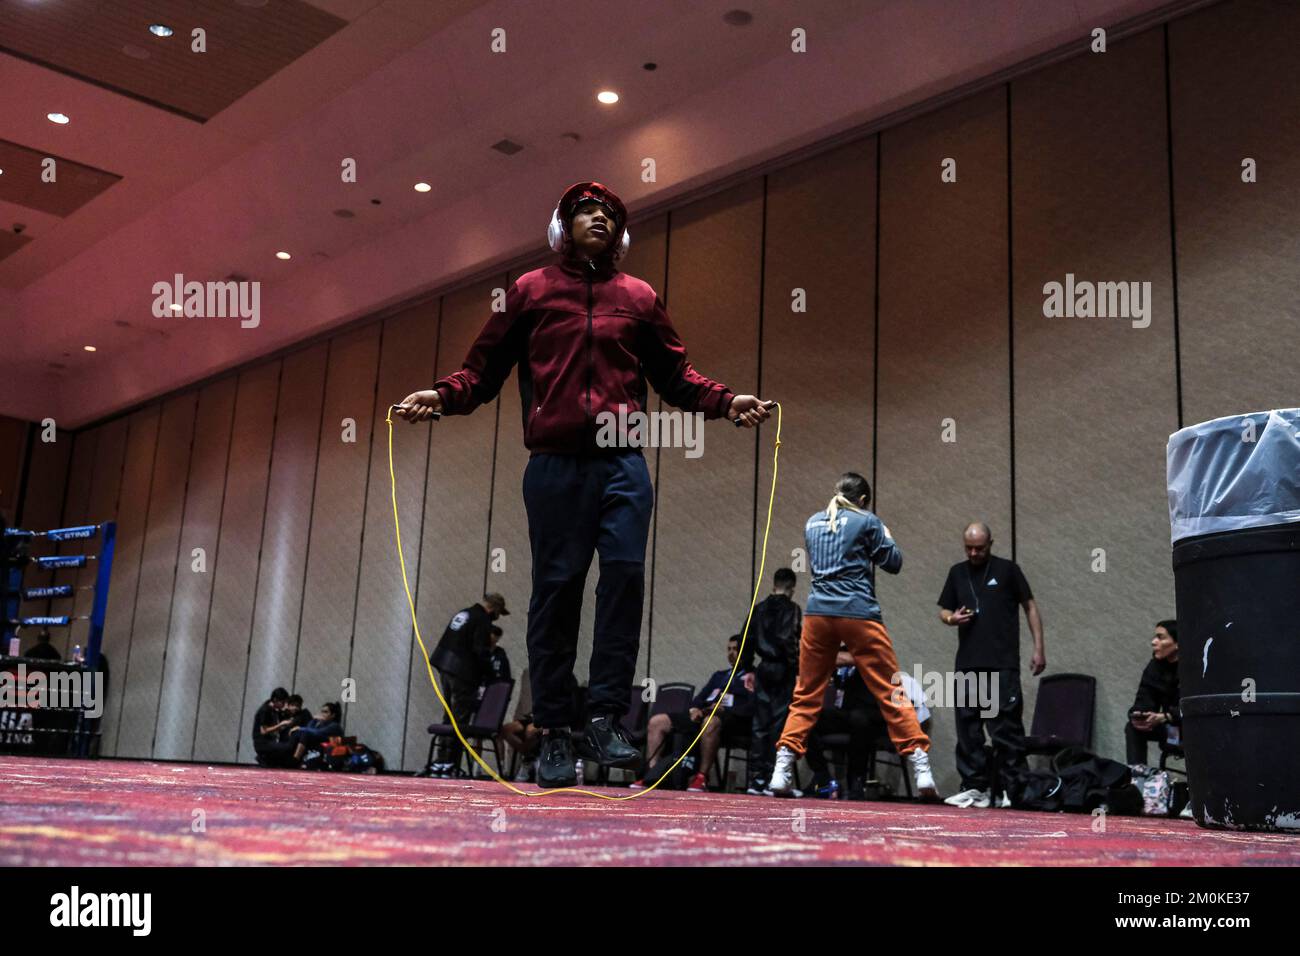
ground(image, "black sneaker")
xmin=537 ymin=731 xmax=578 ymax=789
xmin=574 ymin=715 xmax=642 ymax=769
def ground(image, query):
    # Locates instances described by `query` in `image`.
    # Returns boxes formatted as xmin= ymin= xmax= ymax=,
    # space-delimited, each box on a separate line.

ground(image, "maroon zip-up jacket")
xmin=432 ymin=255 xmax=735 ymax=455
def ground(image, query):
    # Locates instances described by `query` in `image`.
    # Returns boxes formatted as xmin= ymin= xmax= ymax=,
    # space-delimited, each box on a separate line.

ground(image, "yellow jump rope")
xmin=385 ymin=402 xmax=782 ymax=801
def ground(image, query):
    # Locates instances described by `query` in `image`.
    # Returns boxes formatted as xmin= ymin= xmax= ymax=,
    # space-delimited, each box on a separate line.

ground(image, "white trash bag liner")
xmin=1167 ymin=408 xmax=1300 ymax=545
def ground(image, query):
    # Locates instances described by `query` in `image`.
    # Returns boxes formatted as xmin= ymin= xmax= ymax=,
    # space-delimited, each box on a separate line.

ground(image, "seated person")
xmin=281 ymin=694 xmax=311 ymax=736
xmin=486 ymin=625 xmax=511 ymax=684
xmin=289 ymin=701 xmax=344 ymax=765
xmin=1127 ymin=619 xmax=1181 ymax=766
xmin=251 ymin=687 xmax=297 ymax=767
xmin=632 ymin=635 xmax=754 ymax=793
xmin=25 ymin=629 xmax=64 ymax=661
xmin=807 ymin=648 xmax=932 ymax=799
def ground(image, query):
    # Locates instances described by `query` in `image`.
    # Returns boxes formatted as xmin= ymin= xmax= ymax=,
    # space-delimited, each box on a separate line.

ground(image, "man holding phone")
xmin=1126 ymin=619 xmax=1180 ymax=765
xmin=937 ymin=522 xmax=1044 ymax=808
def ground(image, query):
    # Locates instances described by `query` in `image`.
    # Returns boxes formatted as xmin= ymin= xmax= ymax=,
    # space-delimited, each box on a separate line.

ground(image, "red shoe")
xmin=687 ymin=773 xmax=708 ymax=792
xmin=628 ymin=779 xmax=647 ymax=790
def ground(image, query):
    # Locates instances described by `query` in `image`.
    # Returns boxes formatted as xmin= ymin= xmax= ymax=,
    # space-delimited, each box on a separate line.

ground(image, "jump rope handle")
xmin=390 ymin=402 xmax=440 ymax=421
xmin=732 ymin=399 xmax=777 ymax=427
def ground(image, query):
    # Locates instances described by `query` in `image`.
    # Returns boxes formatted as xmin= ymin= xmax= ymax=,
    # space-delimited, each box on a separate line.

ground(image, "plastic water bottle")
xmin=574 ymin=759 xmax=584 ymax=785
xmin=5 ymin=636 xmax=18 ymax=657
xmin=72 ymin=644 xmax=84 ymax=664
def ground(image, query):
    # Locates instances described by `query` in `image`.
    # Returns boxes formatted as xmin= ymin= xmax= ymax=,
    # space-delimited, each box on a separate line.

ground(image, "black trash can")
xmin=1167 ymin=409 xmax=1300 ymax=831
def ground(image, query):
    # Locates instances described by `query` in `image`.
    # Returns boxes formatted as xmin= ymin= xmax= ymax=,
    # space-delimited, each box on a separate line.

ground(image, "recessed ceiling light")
xmin=275 ymin=251 xmax=291 ymax=260
xmin=597 ymin=90 xmax=619 ymax=105
xmin=149 ymin=24 xmax=174 ymax=38
xmin=83 ymin=345 xmax=97 ymax=352
xmin=413 ymin=182 xmax=432 ymax=193
xmin=47 ymin=112 xmax=70 ymax=125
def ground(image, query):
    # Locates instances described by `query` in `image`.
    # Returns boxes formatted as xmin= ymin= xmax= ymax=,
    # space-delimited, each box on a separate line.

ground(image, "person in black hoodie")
xmin=745 ymin=568 xmax=802 ymax=794
xmin=424 ymin=593 xmax=508 ymax=777
xmin=1126 ymin=620 xmax=1181 ymax=765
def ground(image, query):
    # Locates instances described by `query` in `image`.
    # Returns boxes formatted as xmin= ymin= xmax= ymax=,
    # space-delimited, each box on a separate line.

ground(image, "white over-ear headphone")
xmin=548 ymin=203 xmax=630 ymax=259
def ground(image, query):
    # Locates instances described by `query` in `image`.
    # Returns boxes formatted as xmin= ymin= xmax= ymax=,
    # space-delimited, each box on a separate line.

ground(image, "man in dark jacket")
xmin=397 ymin=181 xmax=772 ymax=788
xmin=424 ymin=593 xmax=508 ymax=777
xmin=1127 ymin=619 xmax=1181 ymax=765
xmin=745 ymin=568 xmax=802 ymax=794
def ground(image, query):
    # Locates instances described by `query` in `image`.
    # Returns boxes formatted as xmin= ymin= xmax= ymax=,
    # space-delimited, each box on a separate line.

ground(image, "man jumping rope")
xmin=396 ymin=181 xmax=773 ymax=788
xmin=767 ymin=472 xmax=941 ymax=801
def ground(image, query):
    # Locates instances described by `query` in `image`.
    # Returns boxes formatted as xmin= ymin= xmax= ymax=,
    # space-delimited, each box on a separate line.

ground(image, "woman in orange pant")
xmin=768 ymin=472 xmax=940 ymax=800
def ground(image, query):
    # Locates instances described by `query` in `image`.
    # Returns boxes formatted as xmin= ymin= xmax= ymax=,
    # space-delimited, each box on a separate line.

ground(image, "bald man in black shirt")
xmin=938 ymin=522 xmax=1045 ymax=808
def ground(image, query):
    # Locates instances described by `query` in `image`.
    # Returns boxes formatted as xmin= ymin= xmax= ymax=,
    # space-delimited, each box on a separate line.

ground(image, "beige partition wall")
xmin=350 ymin=304 xmax=437 ymax=762
xmin=98 ymin=407 xmax=159 ymax=755
xmin=649 ymin=180 xmax=764 ymax=688
xmin=237 ymin=345 xmax=328 ymax=761
xmin=876 ymin=89 xmax=1011 ymax=793
xmin=193 ymin=362 xmax=280 ymax=762
xmin=1011 ymin=29 xmax=1179 ymax=765
xmin=114 ymin=393 xmax=198 ymax=757
xmin=78 ymin=419 xmax=128 ymax=700
xmin=401 ymin=284 xmax=497 ymax=769
xmin=294 ymin=327 xmax=382 ymax=716
xmin=66 ymin=421 xmax=125 ymax=660
xmin=1170 ymin=0 xmax=1300 ymax=424
xmin=154 ymin=377 xmax=237 ymax=759
xmin=760 ymin=138 xmax=877 ymax=645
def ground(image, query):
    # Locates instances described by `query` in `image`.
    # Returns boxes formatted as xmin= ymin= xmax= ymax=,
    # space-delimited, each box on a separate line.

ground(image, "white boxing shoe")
xmin=907 ymin=748 xmax=940 ymax=801
xmin=769 ymin=746 xmax=798 ymax=797
xmin=943 ymin=787 xmax=991 ymax=809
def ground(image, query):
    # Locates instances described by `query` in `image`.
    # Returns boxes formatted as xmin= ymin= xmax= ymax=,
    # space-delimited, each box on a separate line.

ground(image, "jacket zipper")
xmin=585 ymin=262 xmax=594 ymax=439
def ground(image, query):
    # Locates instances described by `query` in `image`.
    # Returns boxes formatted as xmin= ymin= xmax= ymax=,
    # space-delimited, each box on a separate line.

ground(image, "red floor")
xmin=2 ymin=755 xmax=1298 ymax=866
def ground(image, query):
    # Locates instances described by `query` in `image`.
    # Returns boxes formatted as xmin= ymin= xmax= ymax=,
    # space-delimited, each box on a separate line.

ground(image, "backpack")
xmin=1003 ymin=747 xmax=1142 ymax=815
xmin=311 ymin=735 xmax=387 ymax=774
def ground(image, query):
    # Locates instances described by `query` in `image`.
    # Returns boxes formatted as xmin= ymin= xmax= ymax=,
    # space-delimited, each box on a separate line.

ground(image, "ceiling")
xmin=0 ymin=0 xmax=1206 ymax=428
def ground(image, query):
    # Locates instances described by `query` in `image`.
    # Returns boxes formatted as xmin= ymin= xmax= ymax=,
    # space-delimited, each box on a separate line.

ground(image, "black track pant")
xmin=748 ymin=675 xmax=795 ymax=787
xmin=953 ymin=668 xmax=1027 ymax=792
